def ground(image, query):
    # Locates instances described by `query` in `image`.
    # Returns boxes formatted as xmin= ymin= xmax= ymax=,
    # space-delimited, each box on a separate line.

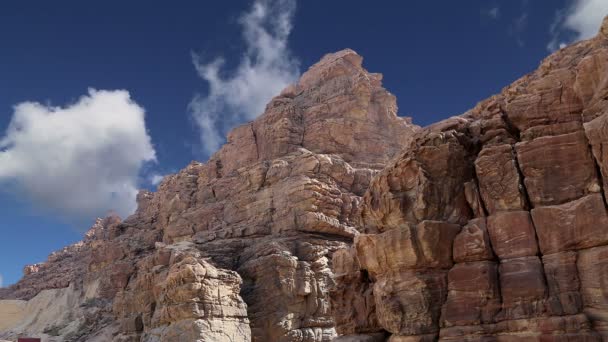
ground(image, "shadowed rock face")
xmin=333 ymin=19 xmax=608 ymax=341
xmin=3 ymin=18 xmax=608 ymax=342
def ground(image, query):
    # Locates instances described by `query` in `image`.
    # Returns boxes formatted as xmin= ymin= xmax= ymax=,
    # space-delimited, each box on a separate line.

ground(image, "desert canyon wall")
xmin=2 ymin=17 xmax=608 ymax=342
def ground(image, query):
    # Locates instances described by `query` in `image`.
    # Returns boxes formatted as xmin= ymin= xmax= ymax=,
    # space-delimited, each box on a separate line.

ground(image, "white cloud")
xmin=548 ymin=0 xmax=608 ymax=51
xmin=0 ymin=89 xmax=156 ymax=220
xmin=189 ymin=0 xmax=300 ymax=157
xmin=149 ymin=173 xmax=165 ymax=186
xmin=0 ymin=274 xmax=3 ymax=288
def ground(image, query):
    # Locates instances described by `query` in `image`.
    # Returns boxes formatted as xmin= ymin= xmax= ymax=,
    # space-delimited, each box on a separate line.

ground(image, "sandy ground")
xmin=0 ymin=300 xmax=26 ymax=331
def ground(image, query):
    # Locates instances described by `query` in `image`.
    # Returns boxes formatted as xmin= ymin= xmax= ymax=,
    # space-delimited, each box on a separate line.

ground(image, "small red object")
xmin=18 ymin=338 xmax=41 ymax=342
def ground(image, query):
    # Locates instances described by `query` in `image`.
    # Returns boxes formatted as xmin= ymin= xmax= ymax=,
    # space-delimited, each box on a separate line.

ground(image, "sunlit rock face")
xmin=333 ymin=20 xmax=608 ymax=341
xmin=4 ymin=17 xmax=608 ymax=342
xmin=0 ymin=49 xmax=417 ymax=342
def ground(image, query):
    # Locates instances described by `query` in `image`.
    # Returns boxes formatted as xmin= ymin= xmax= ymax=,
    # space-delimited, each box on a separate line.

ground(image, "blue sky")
xmin=1 ymin=0 xmax=606 ymax=287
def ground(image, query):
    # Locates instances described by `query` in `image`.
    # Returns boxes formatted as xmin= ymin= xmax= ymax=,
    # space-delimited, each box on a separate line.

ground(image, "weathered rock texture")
xmin=333 ymin=19 xmax=608 ymax=341
xmin=0 ymin=49 xmax=416 ymax=342
xmin=3 ymin=18 xmax=608 ymax=342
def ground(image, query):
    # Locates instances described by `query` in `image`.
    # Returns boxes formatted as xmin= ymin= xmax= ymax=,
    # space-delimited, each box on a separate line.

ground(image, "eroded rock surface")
xmin=333 ymin=20 xmax=608 ymax=341
xmin=0 ymin=49 xmax=416 ymax=342
xmin=3 ymin=18 xmax=608 ymax=342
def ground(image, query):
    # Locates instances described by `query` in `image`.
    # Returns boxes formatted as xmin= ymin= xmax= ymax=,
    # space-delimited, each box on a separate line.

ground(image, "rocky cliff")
xmin=333 ymin=17 xmax=608 ymax=341
xmin=0 ymin=48 xmax=417 ymax=342
xmin=2 ymin=18 xmax=608 ymax=342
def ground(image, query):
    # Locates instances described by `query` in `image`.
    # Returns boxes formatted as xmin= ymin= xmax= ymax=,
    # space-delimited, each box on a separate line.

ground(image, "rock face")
xmin=0 ymin=49 xmax=416 ymax=342
xmin=333 ymin=21 xmax=608 ymax=341
xmin=3 ymin=20 xmax=608 ymax=342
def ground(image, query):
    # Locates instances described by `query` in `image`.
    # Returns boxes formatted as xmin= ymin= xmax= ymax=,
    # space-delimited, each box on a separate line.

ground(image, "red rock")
xmin=574 ymin=48 xmax=608 ymax=107
xmin=543 ymin=252 xmax=582 ymax=315
xmin=498 ymin=256 xmax=547 ymax=320
xmin=515 ymin=132 xmax=601 ymax=206
xmin=475 ymin=144 xmax=527 ymax=214
xmin=463 ymin=181 xmax=486 ymax=218
xmin=441 ymin=261 xmax=500 ymax=327
xmin=486 ymin=211 xmax=539 ymax=259
xmin=373 ymin=271 xmax=447 ymax=336
xmin=531 ymin=194 xmax=608 ymax=254
xmin=355 ymin=221 xmax=460 ymax=276
xmin=439 ymin=314 xmax=599 ymax=341
xmin=330 ymin=248 xmax=381 ymax=336
xmin=577 ymin=245 xmax=608 ymax=337
xmin=584 ymin=110 xmax=608 ymax=199
xmin=504 ymin=67 xmax=583 ymax=134
xmin=361 ymin=129 xmax=474 ymax=232
xmin=6 ymin=17 xmax=608 ymax=342
xmin=452 ymin=218 xmax=494 ymax=263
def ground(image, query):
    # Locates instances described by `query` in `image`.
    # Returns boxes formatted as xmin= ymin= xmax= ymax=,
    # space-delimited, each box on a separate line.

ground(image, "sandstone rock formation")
xmin=3 ymin=18 xmax=608 ymax=342
xmin=0 ymin=49 xmax=416 ymax=342
xmin=332 ymin=19 xmax=608 ymax=341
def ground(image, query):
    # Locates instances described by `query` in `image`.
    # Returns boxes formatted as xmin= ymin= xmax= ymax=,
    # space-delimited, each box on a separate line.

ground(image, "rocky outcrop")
xmin=112 ymin=242 xmax=250 ymax=341
xmin=0 ymin=49 xmax=416 ymax=342
xmin=333 ymin=19 xmax=608 ymax=341
xmin=3 ymin=18 xmax=608 ymax=342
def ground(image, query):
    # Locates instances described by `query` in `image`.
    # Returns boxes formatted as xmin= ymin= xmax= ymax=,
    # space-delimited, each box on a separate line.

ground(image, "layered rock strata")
xmin=332 ymin=18 xmax=608 ymax=341
xmin=3 ymin=18 xmax=608 ymax=342
xmin=0 ymin=49 xmax=417 ymax=342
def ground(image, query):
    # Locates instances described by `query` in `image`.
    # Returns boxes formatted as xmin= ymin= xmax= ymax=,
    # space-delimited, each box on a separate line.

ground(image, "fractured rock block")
xmin=531 ymin=194 xmax=608 ymax=254
xmin=520 ymin=121 xmax=584 ymax=141
xmin=331 ymin=270 xmax=379 ymax=336
xmin=515 ymin=132 xmax=600 ymax=206
xmin=332 ymin=247 xmax=361 ymax=277
xmin=575 ymin=48 xmax=608 ymax=106
xmin=355 ymin=228 xmax=417 ymax=275
xmin=486 ymin=211 xmax=539 ymax=259
xmin=362 ymin=130 xmax=473 ymax=232
xmin=578 ymin=245 xmax=608 ymax=335
xmin=373 ymin=271 xmax=447 ymax=336
xmin=475 ymin=144 xmax=527 ymax=214
xmin=504 ymin=69 xmax=583 ymax=132
xmin=439 ymin=314 xmax=600 ymax=341
xmin=441 ymin=261 xmax=500 ymax=327
xmin=252 ymin=98 xmax=303 ymax=161
xmin=584 ymin=111 xmax=608 ymax=197
xmin=355 ymin=221 xmax=461 ymax=275
xmin=452 ymin=218 xmax=494 ymax=263
xmin=215 ymin=123 xmax=259 ymax=175
xmin=543 ymin=251 xmax=582 ymax=315
xmin=463 ymin=181 xmax=486 ymax=218
xmin=238 ymin=240 xmax=337 ymax=342
xmin=331 ymin=248 xmax=381 ymax=335
xmin=416 ymin=221 xmax=462 ymax=268
xmin=498 ymin=256 xmax=547 ymax=320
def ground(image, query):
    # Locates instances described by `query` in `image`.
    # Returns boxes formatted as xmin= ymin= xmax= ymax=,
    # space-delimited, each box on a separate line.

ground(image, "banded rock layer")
xmin=332 ymin=17 xmax=608 ymax=341
xmin=0 ymin=49 xmax=417 ymax=342
xmin=3 ymin=18 xmax=608 ymax=342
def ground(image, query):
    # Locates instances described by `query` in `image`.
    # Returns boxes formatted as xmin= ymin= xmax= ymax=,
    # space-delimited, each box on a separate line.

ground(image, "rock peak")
xmin=298 ymin=49 xmax=365 ymax=90
xmin=600 ymin=15 xmax=608 ymax=38
xmin=317 ymin=48 xmax=363 ymax=68
xmin=206 ymin=49 xmax=419 ymax=175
